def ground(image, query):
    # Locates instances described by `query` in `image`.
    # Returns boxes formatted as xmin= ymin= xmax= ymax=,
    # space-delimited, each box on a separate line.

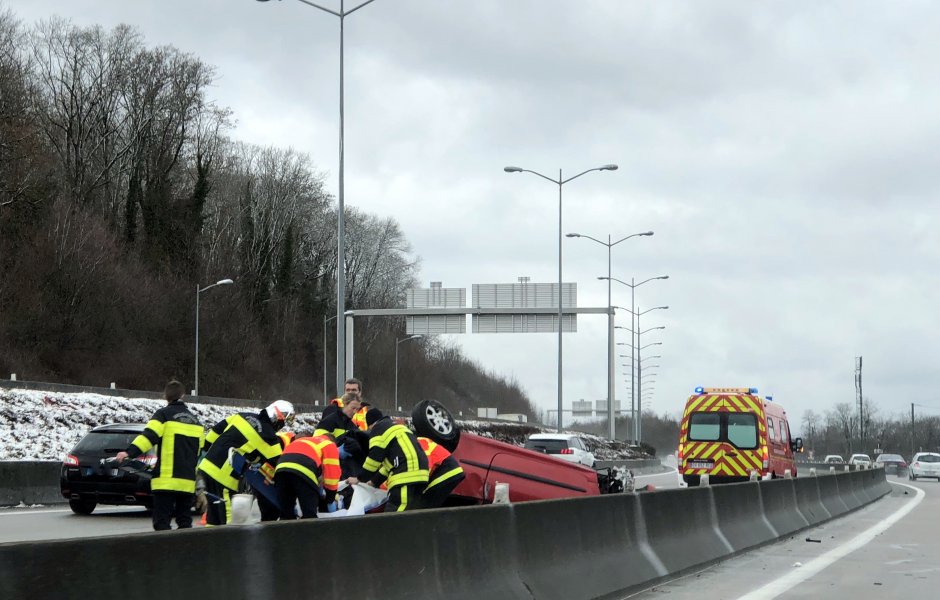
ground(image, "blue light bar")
xmin=694 ymin=386 xmax=704 ymax=394
xmin=765 ymin=396 xmax=773 ymax=402
xmin=749 ymin=387 xmax=759 ymax=394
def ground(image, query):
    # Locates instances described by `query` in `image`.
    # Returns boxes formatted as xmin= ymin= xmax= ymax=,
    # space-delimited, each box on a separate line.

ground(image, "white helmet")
xmin=265 ymin=400 xmax=295 ymax=428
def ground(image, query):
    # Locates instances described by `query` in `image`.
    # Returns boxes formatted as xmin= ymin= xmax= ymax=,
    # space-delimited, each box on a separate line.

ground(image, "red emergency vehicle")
xmin=677 ymin=387 xmax=803 ymax=486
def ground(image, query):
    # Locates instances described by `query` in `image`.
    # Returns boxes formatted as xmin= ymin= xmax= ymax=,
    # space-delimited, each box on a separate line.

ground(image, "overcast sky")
xmin=8 ymin=0 xmax=940 ymax=435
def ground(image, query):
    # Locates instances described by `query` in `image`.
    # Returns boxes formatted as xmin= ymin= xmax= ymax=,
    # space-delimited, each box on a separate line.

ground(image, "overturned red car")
xmin=410 ymin=400 xmax=624 ymax=505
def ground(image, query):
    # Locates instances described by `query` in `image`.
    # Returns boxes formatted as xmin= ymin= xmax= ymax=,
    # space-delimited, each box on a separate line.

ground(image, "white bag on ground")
xmin=229 ymin=493 xmax=256 ymax=525
xmin=318 ymin=483 xmax=388 ymax=519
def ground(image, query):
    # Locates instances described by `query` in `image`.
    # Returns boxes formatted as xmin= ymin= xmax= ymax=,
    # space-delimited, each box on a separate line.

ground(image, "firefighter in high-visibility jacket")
xmin=417 ymin=436 xmax=465 ymax=509
xmin=274 ymin=434 xmax=341 ymax=519
xmin=115 ymin=380 xmax=204 ymax=531
xmin=197 ymin=400 xmax=293 ymax=526
xmin=357 ymin=408 xmax=428 ymax=512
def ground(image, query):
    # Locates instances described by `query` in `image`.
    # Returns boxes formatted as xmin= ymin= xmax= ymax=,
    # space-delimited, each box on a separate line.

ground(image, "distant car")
xmin=909 ymin=452 xmax=940 ymax=481
xmin=874 ymin=453 xmax=907 ymax=475
xmin=60 ymin=423 xmax=156 ymax=515
xmin=524 ymin=433 xmax=596 ymax=468
xmin=848 ymin=453 xmax=872 ymax=467
xmin=824 ymin=455 xmax=845 ymax=464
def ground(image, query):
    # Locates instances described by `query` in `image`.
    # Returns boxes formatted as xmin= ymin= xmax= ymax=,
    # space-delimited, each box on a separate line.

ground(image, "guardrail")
xmin=0 ymin=462 xmax=62 ymax=506
xmin=0 ymin=468 xmax=890 ymax=599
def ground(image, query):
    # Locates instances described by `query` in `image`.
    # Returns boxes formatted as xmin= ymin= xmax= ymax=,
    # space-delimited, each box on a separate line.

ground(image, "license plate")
xmin=687 ymin=461 xmax=713 ymax=469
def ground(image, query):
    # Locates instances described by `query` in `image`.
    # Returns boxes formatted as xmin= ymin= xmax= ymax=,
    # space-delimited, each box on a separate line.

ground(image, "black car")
xmin=60 ymin=423 xmax=156 ymax=514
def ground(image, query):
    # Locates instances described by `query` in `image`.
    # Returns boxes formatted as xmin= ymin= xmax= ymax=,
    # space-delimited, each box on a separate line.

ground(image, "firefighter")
xmin=115 ymin=380 xmax=204 ymax=531
xmin=254 ymin=431 xmax=297 ymax=522
xmin=316 ymin=392 xmax=368 ymax=478
xmin=418 ymin=436 xmax=465 ymax=509
xmin=274 ymin=433 xmax=341 ymax=519
xmin=197 ymin=400 xmax=293 ymax=526
xmin=355 ymin=408 xmax=428 ymax=512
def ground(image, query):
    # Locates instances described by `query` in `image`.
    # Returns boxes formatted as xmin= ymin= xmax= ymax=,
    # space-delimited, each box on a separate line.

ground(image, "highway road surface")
xmin=625 ymin=475 xmax=934 ymax=600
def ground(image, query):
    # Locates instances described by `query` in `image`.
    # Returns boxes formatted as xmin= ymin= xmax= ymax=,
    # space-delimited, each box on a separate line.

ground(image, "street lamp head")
xmin=216 ymin=278 xmax=234 ymax=286
xmin=659 ymin=275 xmax=669 ymax=280
xmin=600 ymin=164 xmax=619 ymax=171
xmin=504 ymin=166 xmax=523 ymax=173
xmin=565 ymin=233 xmax=581 ymax=238
xmin=642 ymin=231 xmax=654 ymax=236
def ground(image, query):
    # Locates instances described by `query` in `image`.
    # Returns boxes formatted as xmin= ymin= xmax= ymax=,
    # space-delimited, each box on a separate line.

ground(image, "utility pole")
xmin=911 ymin=402 xmax=915 ymax=458
xmin=855 ymin=356 xmax=863 ymax=450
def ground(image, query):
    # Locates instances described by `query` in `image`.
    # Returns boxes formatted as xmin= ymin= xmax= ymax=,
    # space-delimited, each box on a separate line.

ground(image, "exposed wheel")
xmin=69 ymin=498 xmax=96 ymax=515
xmin=411 ymin=399 xmax=461 ymax=452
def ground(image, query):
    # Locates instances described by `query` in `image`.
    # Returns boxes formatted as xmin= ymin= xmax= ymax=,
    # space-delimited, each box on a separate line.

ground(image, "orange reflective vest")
xmin=418 ymin=437 xmax=451 ymax=472
xmin=352 ymin=406 xmax=369 ymax=431
xmin=274 ymin=435 xmax=341 ymax=491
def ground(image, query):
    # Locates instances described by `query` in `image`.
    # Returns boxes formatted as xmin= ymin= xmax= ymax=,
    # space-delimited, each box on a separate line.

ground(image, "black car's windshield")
xmin=72 ymin=431 xmax=138 ymax=454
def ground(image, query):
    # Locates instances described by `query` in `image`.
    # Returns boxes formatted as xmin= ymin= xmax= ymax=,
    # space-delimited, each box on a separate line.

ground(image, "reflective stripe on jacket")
xmin=274 ymin=435 xmax=341 ymax=490
xmin=127 ymin=402 xmax=204 ymax=493
xmin=361 ymin=420 xmax=429 ymax=488
xmin=198 ymin=412 xmax=282 ymax=490
xmin=418 ymin=437 xmax=464 ymax=490
xmin=352 ymin=406 xmax=369 ymax=431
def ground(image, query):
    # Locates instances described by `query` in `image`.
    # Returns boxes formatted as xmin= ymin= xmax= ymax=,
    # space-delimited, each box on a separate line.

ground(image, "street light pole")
xmin=505 ymin=164 xmax=618 ymax=432
xmin=395 ymin=334 xmax=422 ymax=413
xmin=194 ymin=278 xmax=234 ymax=397
xmin=323 ymin=313 xmax=338 ymax=403
xmin=567 ymin=231 xmax=652 ymax=440
xmin=604 ymin=275 xmax=668 ymax=441
xmin=257 ymin=0 xmax=379 ymax=394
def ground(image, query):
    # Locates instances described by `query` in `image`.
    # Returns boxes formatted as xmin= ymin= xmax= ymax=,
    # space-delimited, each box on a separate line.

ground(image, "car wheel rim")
xmin=425 ymin=404 xmax=453 ymax=435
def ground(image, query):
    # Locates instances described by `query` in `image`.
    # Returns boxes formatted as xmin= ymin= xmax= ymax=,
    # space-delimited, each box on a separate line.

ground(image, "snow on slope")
xmin=0 ymin=387 xmax=640 ymax=461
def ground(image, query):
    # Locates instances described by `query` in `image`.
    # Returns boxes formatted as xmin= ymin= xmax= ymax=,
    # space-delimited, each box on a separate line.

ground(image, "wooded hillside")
xmin=0 ymin=9 xmax=536 ymax=418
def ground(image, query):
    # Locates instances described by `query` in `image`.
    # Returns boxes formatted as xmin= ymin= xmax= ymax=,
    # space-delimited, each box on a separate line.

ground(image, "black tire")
xmin=69 ymin=498 xmax=96 ymax=515
xmin=411 ymin=399 xmax=461 ymax=452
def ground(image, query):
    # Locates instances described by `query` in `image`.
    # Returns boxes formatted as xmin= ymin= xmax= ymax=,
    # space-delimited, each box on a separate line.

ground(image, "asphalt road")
xmin=624 ymin=474 xmax=936 ymax=600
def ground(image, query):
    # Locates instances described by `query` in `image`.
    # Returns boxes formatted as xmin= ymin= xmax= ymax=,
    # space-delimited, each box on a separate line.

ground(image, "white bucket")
xmin=230 ymin=493 xmax=255 ymax=525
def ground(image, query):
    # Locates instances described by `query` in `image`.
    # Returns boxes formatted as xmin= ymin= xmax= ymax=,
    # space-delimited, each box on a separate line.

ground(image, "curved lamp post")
xmin=257 ymin=0 xmax=380 ymax=393
xmin=395 ymin=335 xmax=422 ymax=413
xmin=504 ymin=164 xmax=618 ymax=431
xmin=567 ymin=230 xmax=652 ymax=439
xmin=195 ymin=278 xmax=234 ymax=396
xmin=606 ymin=275 xmax=668 ymax=441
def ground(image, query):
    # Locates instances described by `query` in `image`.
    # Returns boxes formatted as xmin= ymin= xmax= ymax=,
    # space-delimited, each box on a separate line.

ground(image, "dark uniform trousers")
xmin=152 ymin=491 xmax=193 ymax=530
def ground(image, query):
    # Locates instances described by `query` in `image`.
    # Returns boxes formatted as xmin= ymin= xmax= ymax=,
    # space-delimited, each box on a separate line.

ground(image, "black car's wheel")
xmin=411 ymin=399 xmax=461 ymax=452
xmin=68 ymin=498 xmax=96 ymax=515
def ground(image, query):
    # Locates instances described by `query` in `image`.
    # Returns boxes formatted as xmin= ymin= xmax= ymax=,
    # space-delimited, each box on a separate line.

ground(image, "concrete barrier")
xmin=758 ymin=477 xmax=809 ymax=536
xmin=817 ymin=471 xmax=851 ymax=516
xmin=0 ymin=462 xmax=62 ymax=506
xmin=793 ymin=475 xmax=831 ymax=525
xmin=513 ymin=493 xmax=661 ymax=599
xmin=0 ymin=468 xmax=893 ymax=600
xmin=711 ymin=481 xmax=777 ymax=551
xmin=638 ymin=485 xmax=732 ymax=574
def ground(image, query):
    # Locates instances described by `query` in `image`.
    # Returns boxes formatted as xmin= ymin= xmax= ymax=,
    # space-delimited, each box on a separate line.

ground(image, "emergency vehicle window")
xmin=727 ymin=413 xmax=758 ymax=448
xmin=767 ymin=418 xmax=776 ymax=442
xmin=780 ymin=421 xmax=789 ymax=443
xmin=689 ymin=413 xmax=721 ymax=441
